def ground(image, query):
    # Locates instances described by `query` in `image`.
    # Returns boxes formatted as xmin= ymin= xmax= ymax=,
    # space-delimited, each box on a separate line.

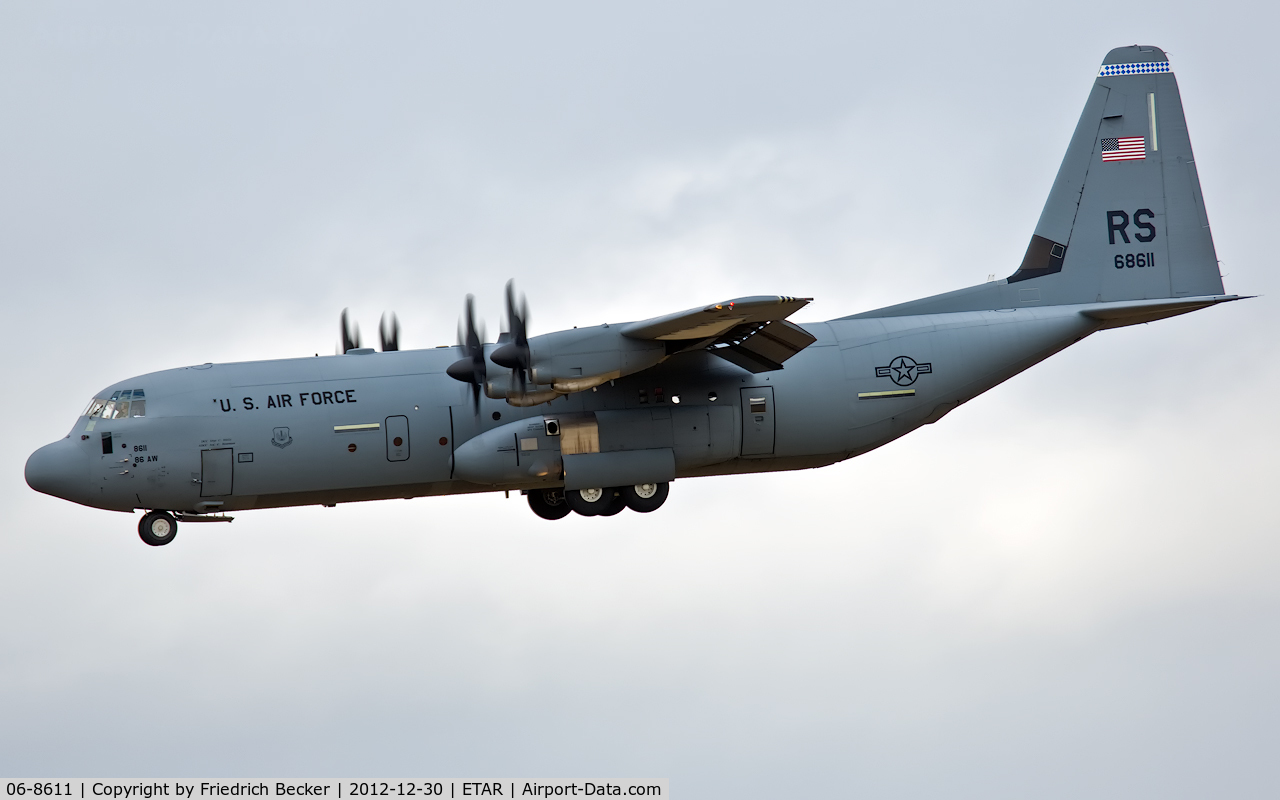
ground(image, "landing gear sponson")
xmin=526 ymin=482 xmax=670 ymax=520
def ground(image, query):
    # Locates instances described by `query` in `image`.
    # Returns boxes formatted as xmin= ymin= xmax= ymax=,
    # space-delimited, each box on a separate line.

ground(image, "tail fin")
xmin=1010 ymin=44 xmax=1222 ymax=300
xmin=857 ymin=45 xmax=1226 ymax=318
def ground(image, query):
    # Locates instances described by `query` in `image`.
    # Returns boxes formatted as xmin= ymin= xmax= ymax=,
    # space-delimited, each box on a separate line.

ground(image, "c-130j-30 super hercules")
xmin=25 ymin=46 xmax=1244 ymax=545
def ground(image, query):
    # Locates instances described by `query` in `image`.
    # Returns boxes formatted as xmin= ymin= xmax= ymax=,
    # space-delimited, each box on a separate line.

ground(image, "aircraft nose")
xmin=25 ymin=439 xmax=89 ymax=505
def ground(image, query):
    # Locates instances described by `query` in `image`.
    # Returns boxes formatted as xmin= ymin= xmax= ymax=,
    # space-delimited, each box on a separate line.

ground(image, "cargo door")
xmin=200 ymin=448 xmax=234 ymax=497
xmin=740 ymin=387 xmax=775 ymax=456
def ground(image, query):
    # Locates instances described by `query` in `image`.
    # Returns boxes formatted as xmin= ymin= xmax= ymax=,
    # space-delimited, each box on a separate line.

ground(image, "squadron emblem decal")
xmin=271 ymin=427 xmax=293 ymax=448
xmin=876 ymin=356 xmax=932 ymax=386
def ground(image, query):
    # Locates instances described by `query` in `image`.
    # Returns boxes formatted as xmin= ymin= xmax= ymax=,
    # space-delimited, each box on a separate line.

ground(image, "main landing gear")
xmin=527 ymin=488 xmax=572 ymax=520
xmin=526 ymin=483 xmax=670 ymax=520
xmin=138 ymin=510 xmax=178 ymax=546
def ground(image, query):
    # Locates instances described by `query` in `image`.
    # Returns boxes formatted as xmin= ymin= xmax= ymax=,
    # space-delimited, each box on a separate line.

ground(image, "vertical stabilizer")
xmin=855 ymin=46 xmax=1225 ymax=318
xmin=1010 ymin=44 xmax=1223 ymax=301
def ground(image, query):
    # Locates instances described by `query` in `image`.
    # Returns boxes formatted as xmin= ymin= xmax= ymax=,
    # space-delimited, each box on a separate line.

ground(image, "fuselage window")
xmin=85 ymin=389 xmax=146 ymax=419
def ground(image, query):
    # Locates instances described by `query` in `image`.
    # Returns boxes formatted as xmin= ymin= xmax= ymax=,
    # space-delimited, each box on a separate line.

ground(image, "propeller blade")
xmin=446 ymin=294 xmax=487 ymax=415
xmin=379 ymin=312 xmax=400 ymax=352
xmin=506 ymin=280 xmax=528 ymax=346
xmin=492 ymin=280 xmax=532 ymax=395
xmin=340 ymin=308 xmax=361 ymax=354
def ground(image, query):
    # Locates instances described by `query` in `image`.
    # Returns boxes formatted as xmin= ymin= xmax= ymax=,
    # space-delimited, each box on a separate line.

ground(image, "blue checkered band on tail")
xmin=1098 ymin=62 xmax=1171 ymax=77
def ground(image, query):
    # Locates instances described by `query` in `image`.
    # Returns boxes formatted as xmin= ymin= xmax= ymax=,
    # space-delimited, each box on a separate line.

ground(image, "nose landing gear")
xmin=138 ymin=511 xmax=178 ymax=546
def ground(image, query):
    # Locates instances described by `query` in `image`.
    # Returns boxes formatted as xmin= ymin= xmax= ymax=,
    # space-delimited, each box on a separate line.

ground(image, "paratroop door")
xmin=386 ymin=415 xmax=410 ymax=461
xmin=740 ymin=387 xmax=775 ymax=456
xmin=200 ymin=448 xmax=234 ymax=497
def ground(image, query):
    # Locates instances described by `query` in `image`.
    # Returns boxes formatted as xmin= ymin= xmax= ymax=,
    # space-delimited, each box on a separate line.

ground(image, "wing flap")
xmin=707 ymin=319 xmax=818 ymax=374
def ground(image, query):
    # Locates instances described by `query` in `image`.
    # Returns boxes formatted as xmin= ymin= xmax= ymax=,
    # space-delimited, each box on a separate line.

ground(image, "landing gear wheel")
xmin=528 ymin=489 xmax=571 ymax=520
xmin=566 ymin=487 xmax=617 ymax=517
xmin=622 ymin=482 xmax=669 ymax=513
xmin=597 ymin=490 xmax=627 ymax=516
xmin=138 ymin=511 xmax=178 ymax=546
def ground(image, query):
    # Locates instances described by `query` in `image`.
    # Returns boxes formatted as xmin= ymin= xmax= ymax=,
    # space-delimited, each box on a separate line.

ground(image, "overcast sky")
xmin=2 ymin=2 xmax=1278 ymax=796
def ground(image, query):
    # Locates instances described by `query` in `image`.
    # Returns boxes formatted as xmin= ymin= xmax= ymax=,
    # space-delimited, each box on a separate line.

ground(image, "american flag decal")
xmin=1101 ymin=136 xmax=1145 ymax=162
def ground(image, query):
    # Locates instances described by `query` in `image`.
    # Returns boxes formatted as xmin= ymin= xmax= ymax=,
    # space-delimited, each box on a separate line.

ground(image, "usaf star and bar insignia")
xmin=876 ymin=355 xmax=932 ymax=385
xmin=860 ymin=355 xmax=933 ymax=400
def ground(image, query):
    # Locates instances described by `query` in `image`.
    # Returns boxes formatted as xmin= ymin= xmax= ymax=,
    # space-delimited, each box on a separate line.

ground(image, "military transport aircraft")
xmin=26 ymin=45 xmax=1243 ymax=545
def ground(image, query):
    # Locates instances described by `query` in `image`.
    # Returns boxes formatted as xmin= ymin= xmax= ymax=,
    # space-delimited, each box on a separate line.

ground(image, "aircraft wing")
xmin=622 ymin=295 xmax=817 ymax=373
xmin=621 ymin=295 xmax=812 ymax=340
xmin=454 ymin=292 xmax=820 ymax=407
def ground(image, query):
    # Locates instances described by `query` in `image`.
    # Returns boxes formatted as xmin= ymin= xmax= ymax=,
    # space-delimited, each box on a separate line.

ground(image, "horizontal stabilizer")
xmin=622 ymin=296 xmax=811 ymax=341
xmin=1079 ymin=294 xmax=1247 ymax=328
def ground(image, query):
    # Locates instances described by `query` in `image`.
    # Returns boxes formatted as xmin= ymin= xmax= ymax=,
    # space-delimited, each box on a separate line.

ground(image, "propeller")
xmin=340 ymin=308 xmax=361 ymax=354
xmin=491 ymin=280 xmax=532 ymax=395
xmin=445 ymin=295 xmax=487 ymax=414
xmin=379 ymin=312 xmax=400 ymax=352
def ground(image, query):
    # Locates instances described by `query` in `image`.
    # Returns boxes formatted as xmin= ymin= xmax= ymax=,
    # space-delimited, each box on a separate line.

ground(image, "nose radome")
xmin=25 ymin=439 xmax=89 ymax=506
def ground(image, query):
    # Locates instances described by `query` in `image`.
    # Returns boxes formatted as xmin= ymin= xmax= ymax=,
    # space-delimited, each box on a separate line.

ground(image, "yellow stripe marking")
xmin=858 ymin=389 xmax=916 ymax=399
xmin=334 ymin=423 xmax=381 ymax=432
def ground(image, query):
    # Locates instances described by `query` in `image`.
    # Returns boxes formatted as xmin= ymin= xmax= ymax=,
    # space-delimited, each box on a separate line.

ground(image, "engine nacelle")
xmin=490 ymin=326 xmax=668 ymax=399
xmin=483 ymin=367 xmax=561 ymax=406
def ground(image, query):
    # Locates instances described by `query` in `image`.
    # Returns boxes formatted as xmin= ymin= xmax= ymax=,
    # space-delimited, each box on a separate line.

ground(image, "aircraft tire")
xmin=597 ymin=490 xmax=627 ymax=516
xmin=622 ymin=482 xmax=669 ymax=513
xmin=566 ymin=487 xmax=614 ymax=517
xmin=528 ymin=489 xmax=571 ymax=520
xmin=138 ymin=511 xmax=179 ymax=546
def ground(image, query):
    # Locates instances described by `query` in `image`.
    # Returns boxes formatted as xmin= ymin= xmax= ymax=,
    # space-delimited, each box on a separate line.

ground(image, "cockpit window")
xmin=85 ymin=389 xmax=146 ymax=419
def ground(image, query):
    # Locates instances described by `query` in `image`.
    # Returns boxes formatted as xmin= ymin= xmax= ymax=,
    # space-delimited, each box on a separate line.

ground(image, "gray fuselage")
xmin=31 ymin=305 xmax=1096 ymax=515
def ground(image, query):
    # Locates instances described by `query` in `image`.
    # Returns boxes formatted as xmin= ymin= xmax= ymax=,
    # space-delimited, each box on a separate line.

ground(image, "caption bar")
xmin=3 ymin=783 xmax=666 ymax=799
